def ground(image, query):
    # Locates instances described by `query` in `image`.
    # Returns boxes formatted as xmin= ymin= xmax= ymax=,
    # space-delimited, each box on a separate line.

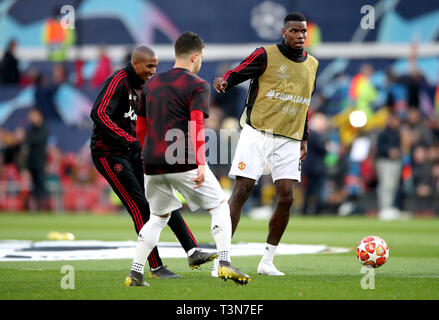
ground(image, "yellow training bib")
xmin=242 ymin=44 xmax=318 ymax=140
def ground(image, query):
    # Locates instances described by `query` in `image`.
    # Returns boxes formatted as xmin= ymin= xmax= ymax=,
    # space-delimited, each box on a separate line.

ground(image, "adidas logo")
xmin=211 ymin=225 xmax=221 ymax=233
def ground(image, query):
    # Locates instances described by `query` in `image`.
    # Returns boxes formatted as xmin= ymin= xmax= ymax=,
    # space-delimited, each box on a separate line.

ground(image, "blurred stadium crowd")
xmin=1 ymin=40 xmax=438 ymax=218
xmin=1 ymin=0 xmax=438 ymax=219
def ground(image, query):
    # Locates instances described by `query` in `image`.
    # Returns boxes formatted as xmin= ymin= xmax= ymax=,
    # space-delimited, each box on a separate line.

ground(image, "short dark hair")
xmin=284 ymin=12 xmax=306 ymax=25
xmin=174 ymin=32 xmax=205 ymax=57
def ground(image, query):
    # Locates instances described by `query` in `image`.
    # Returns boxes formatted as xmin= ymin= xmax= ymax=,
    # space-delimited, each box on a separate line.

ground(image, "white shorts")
xmin=229 ymin=125 xmax=301 ymax=183
xmin=144 ymin=165 xmax=226 ymax=216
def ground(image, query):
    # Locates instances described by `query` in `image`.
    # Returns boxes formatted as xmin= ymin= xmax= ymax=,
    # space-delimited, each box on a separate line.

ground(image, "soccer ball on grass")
xmin=356 ymin=235 xmax=389 ymax=268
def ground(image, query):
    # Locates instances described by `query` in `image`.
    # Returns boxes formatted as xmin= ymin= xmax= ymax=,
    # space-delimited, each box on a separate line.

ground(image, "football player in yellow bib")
xmin=213 ymin=12 xmax=318 ymax=276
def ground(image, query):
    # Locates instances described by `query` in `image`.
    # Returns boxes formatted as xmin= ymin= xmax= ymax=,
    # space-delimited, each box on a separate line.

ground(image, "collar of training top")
xmin=125 ymin=62 xmax=146 ymax=89
xmin=277 ymin=40 xmax=307 ymax=63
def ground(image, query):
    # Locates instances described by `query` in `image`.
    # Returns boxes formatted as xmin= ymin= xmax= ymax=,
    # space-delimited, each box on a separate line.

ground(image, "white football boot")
xmin=257 ymin=260 xmax=285 ymax=276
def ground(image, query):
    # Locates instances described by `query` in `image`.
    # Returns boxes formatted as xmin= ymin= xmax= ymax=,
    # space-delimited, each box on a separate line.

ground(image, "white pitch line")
xmin=0 ymin=240 xmax=350 ymax=262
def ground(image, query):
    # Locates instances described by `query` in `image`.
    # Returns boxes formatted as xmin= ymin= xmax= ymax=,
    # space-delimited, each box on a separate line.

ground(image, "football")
xmin=356 ymin=235 xmax=389 ymax=268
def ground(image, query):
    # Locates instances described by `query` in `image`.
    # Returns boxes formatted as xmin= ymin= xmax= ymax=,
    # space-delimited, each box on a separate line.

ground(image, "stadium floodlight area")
xmin=3 ymin=42 xmax=439 ymax=62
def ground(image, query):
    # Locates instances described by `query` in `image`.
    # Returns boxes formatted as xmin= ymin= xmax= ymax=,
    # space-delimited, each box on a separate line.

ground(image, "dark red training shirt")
xmin=136 ymin=68 xmax=210 ymax=175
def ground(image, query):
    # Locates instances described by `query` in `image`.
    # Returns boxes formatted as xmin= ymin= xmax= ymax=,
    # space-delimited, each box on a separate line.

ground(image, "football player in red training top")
xmin=90 ymin=45 xmax=216 ymax=280
xmin=125 ymin=32 xmax=250 ymax=286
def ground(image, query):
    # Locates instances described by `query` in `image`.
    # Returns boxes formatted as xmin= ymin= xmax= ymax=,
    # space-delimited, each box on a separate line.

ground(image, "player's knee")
xmin=209 ymin=201 xmax=230 ymax=216
xmin=150 ymin=213 xmax=171 ymax=228
xmin=230 ymin=183 xmax=253 ymax=204
xmin=277 ymin=191 xmax=294 ymax=208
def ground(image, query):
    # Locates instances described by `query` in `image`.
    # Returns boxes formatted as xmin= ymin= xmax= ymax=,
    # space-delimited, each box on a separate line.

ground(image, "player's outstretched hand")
xmin=213 ymin=77 xmax=228 ymax=93
xmin=192 ymin=165 xmax=206 ymax=189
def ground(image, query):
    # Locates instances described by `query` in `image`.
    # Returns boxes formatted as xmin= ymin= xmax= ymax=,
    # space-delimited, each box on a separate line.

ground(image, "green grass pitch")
xmin=0 ymin=212 xmax=438 ymax=300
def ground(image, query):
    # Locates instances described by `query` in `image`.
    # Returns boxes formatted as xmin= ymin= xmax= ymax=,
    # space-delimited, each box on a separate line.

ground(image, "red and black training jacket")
xmin=90 ymin=63 xmax=145 ymax=155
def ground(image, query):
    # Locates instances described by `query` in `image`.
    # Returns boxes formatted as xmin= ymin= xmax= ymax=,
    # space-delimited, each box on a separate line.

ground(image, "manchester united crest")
xmin=114 ymin=163 xmax=123 ymax=173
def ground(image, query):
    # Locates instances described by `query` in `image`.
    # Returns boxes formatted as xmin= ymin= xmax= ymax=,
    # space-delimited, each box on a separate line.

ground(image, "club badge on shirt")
xmin=114 ymin=163 xmax=123 ymax=173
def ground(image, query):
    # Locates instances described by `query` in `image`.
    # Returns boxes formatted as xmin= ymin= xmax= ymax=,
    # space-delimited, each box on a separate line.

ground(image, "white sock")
xmin=219 ymin=251 xmax=229 ymax=262
xmin=209 ymin=201 xmax=232 ymax=262
xmin=131 ymin=214 xmax=170 ymax=274
xmin=131 ymin=262 xmax=144 ymax=274
xmin=261 ymin=243 xmax=278 ymax=262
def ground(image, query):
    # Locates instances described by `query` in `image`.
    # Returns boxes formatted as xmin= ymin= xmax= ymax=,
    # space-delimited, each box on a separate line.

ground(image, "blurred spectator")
xmin=42 ymin=8 xmax=75 ymax=62
xmin=405 ymin=107 xmax=434 ymax=148
xmin=24 ymin=108 xmax=49 ymax=211
xmin=383 ymin=67 xmax=408 ymax=116
xmin=412 ymin=145 xmax=433 ymax=213
xmin=375 ymin=111 xmax=402 ymax=220
xmin=45 ymin=144 xmax=63 ymax=210
xmin=397 ymin=107 xmax=433 ymax=210
xmin=301 ymin=112 xmax=329 ymax=214
xmin=349 ymin=64 xmax=377 ymax=118
xmin=323 ymin=133 xmax=349 ymax=213
xmin=34 ymin=72 xmax=60 ymax=122
xmin=338 ymin=134 xmax=371 ymax=216
xmin=0 ymin=39 xmax=20 ymax=84
xmin=90 ymin=46 xmax=113 ymax=89
xmin=398 ymin=43 xmax=426 ymax=110
xmin=33 ymin=63 xmax=68 ymax=122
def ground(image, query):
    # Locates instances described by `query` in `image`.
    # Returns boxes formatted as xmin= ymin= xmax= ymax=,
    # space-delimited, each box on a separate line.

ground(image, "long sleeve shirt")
xmin=90 ymin=63 xmax=144 ymax=155
xmin=220 ymin=41 xmax=317 ymax=141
